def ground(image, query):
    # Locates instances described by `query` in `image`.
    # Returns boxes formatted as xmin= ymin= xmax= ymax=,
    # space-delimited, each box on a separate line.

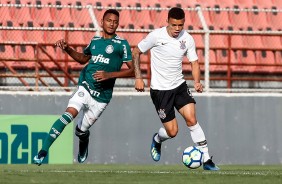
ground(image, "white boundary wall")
xmin=1 ymin=92 xmax=282 ymax=165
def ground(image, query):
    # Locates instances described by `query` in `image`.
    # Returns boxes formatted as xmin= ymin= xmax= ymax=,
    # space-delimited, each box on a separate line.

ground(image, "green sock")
xmin=41 ymin=112 xmax=73 ymax=152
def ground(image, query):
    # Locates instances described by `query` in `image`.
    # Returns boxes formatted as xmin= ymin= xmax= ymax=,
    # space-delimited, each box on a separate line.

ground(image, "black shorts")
xmin=150 ymin=82 xmax=196 ymax=123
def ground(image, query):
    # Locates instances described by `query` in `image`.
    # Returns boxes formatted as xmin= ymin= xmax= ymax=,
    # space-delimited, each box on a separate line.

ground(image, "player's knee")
xmin=75 ymin=125 xmax=90 ymax=141
xmin=167 ymin=129 xmax=178 ymax=138
xmin=186 ymin=119 xmax=197 ymax=127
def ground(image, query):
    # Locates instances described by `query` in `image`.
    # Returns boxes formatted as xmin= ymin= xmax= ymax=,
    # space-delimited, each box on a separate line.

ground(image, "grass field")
xmin=1 ymin=164 xmax=282 ymax=184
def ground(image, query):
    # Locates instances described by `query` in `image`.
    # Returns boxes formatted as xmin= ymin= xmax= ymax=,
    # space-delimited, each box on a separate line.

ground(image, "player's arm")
xmin=191 ymin=60 xmax=203 ymax=93
xmin=55 ymin=39 xmax=90 ymax=64
xmin=132 ymin=47 xmax=145 ymax=92
xmin=93 ymin=61 xmax=134 ymax=82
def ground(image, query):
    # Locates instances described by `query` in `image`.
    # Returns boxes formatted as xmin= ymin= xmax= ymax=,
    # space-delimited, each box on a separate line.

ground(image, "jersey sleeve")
xmin=83 ymin=41 xmax=92 ymax=55
xmin=121 ymin=40 xmax=132 ymax=62
xmin=137 ymin=31 xmax=157 ymax=53
xmin=186 ymin=35 xmax=198 ymax=62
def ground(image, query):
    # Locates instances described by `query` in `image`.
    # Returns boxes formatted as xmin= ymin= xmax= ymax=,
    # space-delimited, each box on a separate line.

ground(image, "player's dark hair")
xmin=168 ymin=7 xmax=185 ymax=20
xmin=103 ymin=9 xmax=119 ymax=19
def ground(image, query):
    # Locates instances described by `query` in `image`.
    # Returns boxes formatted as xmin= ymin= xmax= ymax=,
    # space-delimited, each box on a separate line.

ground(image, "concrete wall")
xmin=1 ymin=92 xmax=282 ymax=165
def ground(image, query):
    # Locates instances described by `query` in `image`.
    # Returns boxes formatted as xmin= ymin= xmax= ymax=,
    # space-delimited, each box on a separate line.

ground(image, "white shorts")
xmin=67 ymin=86 xmax=108 ymax=131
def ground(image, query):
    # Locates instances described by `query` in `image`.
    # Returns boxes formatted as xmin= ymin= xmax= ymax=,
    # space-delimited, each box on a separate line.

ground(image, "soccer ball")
xmin=182 ymin=146 xmax=204 ymax=169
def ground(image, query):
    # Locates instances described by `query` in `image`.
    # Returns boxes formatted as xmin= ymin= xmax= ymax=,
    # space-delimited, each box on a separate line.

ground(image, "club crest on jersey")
xmin=158 ymin=109 xmax=166 ymax=119
xmin=179 ymin=40 xmax=186 ymax=50
xmin=105 ymin=45 xmax=114 ymax=54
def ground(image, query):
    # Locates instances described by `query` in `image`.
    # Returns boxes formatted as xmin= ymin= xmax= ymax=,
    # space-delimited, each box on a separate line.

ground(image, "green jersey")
xmin=78 ymin=34 xmax=132 ymax=103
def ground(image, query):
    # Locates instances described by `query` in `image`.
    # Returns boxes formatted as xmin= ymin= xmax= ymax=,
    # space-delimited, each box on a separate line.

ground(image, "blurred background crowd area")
xmin=0 ymin=0 xmax=281 ymax=91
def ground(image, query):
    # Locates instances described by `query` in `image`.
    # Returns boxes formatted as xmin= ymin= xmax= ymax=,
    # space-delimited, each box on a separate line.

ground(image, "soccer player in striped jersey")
xmin=33 ymin=9 xmax=134 ymax=165
xmin=132 ymin=7 xmax=219 ymax=170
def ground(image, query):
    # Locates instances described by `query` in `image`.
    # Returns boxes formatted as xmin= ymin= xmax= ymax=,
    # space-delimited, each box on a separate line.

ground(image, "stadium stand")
xmin=0 ymin=0 xmax=282 ymax=90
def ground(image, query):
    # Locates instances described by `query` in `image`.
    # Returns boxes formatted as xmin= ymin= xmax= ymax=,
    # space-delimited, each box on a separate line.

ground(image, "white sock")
xmin=189 ymin=122 xmax=210 ymax=162
xmin=154 ymin=127 xmax=171 ymax=143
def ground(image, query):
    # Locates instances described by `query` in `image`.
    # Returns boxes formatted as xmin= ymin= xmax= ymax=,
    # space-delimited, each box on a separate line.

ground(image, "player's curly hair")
xmin=168 ymin=7 xmax=185 ymax=20
xmin=103 ymin=9 xmax=120 ymax=19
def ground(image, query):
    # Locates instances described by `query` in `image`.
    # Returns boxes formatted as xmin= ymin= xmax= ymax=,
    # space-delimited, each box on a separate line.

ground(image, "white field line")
xmin=4 ymin=170 xmax=282 ymax=176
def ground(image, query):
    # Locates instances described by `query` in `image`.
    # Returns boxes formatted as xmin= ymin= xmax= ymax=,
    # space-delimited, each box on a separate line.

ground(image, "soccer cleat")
xmin=77 ymin=138 xmax=89 ymax=163
xmin=150 ymin=133 xmax=162 ymax=162
xmin=33 ymin=150 xmax=47 ymax=166
xmin=203 ymin=157 xmax=220 ymax=171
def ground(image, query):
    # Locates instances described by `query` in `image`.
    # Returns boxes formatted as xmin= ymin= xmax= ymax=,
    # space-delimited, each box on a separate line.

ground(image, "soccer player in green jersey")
xmin=33 ymin=9 xmax=134 ymax=165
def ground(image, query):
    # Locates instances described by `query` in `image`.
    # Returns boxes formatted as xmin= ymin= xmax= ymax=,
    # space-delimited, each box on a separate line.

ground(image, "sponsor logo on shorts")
xmin=158 ymin=109 xmax=166 ymax=119
xmin=78 ymin=91 xmax=84 ymax=97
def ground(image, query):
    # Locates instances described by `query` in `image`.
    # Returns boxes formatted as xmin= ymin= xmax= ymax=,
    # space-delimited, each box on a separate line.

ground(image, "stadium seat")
xmin=237 ymin=50 xmax=256 ymax=73
xmin=208 ymin=49 xmax=217 ymax=72
xmin=150 ymin=4 xmax=169 ymax=28
xmin=254 ymin=0 xmax=274 ymax=9
xmin=229 ymin=5 xmax=250 ymax=30
xmin=228 ymin=27 xmax=246 ymax=49
xmin=0 ymin=45 xmax=16 ymax=69
xmin=261 ymin=28 xmax=282 ymax=49
xmin=2 ymin=21 xmax=25 ymax=42
xmin=192 ymin=34 xmax=204 ymax=49
xmin=254 ymin=50 xmax=276 ymax=73
xmin=272 ymin=0 xmax=282 ymax=9
xmin=218 ymin=49 xmax=238 ymax=72
xmin=209 ymin=5 xmax=232 ymax=30
xmin=209 ymin=26 xmax=228 ymax=48
xmin=71 ymin=1 xmax=93 ymax=28
xmin=37 ymin=45 xmax=60 ymax=69
xmin=50 ymin=0 xmax=73 ymax=27
xmin=117 ymin=5 xmax=135 ymax=29
xmin=215 ymin=0 xmax=236 ymax=8
xmin=229 ymin=50 xmax=247 ymax=72
xmin=130 ymin=3 xmax=154 ymax=29
xmin=248 ymin=6 xmax=270 ymax=30
xmin=83 ymin=23 xmax=96 ymax=43
xmin=190 ymin=7 xmax=212 ymax=29
xmin=274 ymin=51 xmax=282 ymax=73
xmin=196 ymin=49 xmax=204 ymax=71
xmin=14 ymin=45 xmax=36 ymax=69
xmin=23 ymin=21 xmax=45 ymax=43
xmin=244 ymin=27 xmax=264 ymax=49
xmin=10 ymin=0 xmax=33 ymax=25
xmin=196 ymin=0 xmax=217 ymax=8
xmin=122 ymin=32 xmax=147 ymax=47
xmin=196 ymin=49 xmax=217 ymax=72
xmin=0 ymin=6 xmax=12 ymax=26
xmin=31 ymin=0 xmax=53 ymax=26
xmin=65 ymin=22 xmax=86 ymax=45
xmin=0 ymin=45 xmax=15 ymax=59
xmin=234 ymin=0 xmax=254 ymax=8
xmin=43 ymin=22 xmax=65 ymax=44
xmin=268 ymin=7 xmax=282 ymax=31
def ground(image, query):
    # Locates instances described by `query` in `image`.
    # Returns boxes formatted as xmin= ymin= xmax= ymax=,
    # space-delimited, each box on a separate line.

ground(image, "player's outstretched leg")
xmin=75 ymin=125 xmax=90 ymax=163
xmin=33 ymin=150 xmax=47 ymax=166
xmin=203 ymin=156 xmax=220 ymax=171
xmin=150 ymin=133 xmax=162 ymax=162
